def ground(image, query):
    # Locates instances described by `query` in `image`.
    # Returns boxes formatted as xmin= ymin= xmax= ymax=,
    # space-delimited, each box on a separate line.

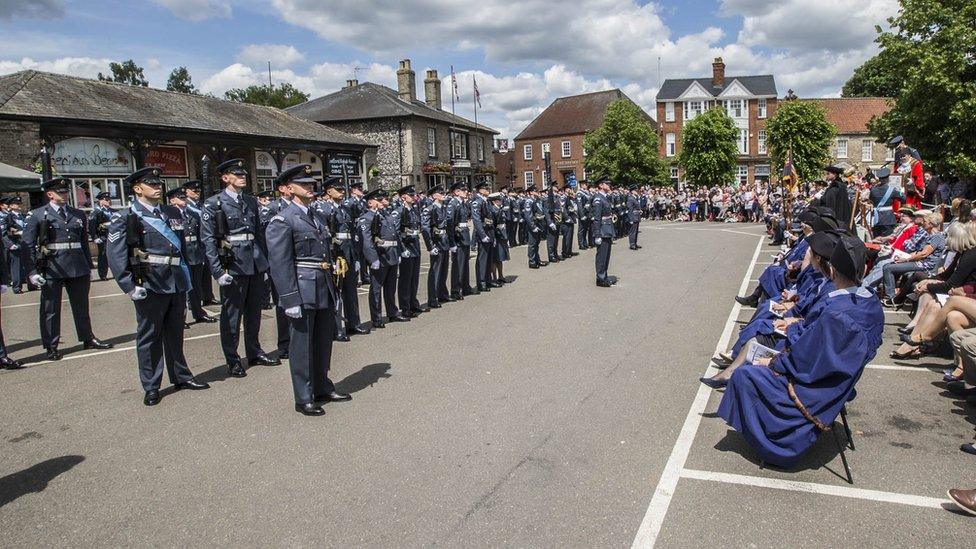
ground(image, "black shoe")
xmin=251 ymin=354 xmax=281 ymax=366
xmin=571 ymin=252 xmax=580 ymax=256
xmin=428 ymin=302 xmax=442 ymax=309
xmin=144 ymin=390 xmax=161 ymax=406
xmin=352 ymin=326 xmax=371 ymax=335
xmin=608 ymin=276 xmax=618 ymax=285
xmin=550 ymin=257 xmax=561 ymax=263
xmin=735 ymin=295 xmax=759 ymax=307
xmin=699 ymin=376 xmax=728 ymax=389
xmin=538 ymin=261 xmax=549 ymax=267
xmin=412 ymin=306 xmax=429 ymax=314
xmin=11 ymin=287 xmax=22 ymax=294
xmin=0 ymin=356 xmax=24 ymax=369
xmin=597 ymin=280 xmax=612 ymax=287
xmin=46 ymin=348 xmax=62 ymax=361
xmin=529 ymin=263 xmax=540 ymax=269
xmin=463 ymin=289 xmax=479 ymax=296
xmin=320 ymin=391 xmax=352 ymax=402
xmin=489 ymin=281 xmax=503 ymax=288
xmin=443 ymin=296 xmax=457 ymax=302
xmin=476 ymin=286 xmax=490 ymax=292
xmin=83 ymin=338 xmax=113 ymax=350
xmin=277 ymin=350 xmax=289 ymax=360
xmin=204 ymin=299 xmax=220 ymax=306
xmin=227 ymin=362 xmax=247 ymax=378
xmin=174 ymin=378 xmax=210 ymax=390
xmin=897 ymin=326 xmax=913 ymax=335
xmin=335 ymin=333 xmax=350 ymax=342
xmin=295 ymin=402 xmax=325 ymax=416
xmin=372 ymin=320 xmax=386 ymax=329
xmin=630 ymin=246 xmax=638 ymax=250
xmin=635 ymin=245 xmax=642 ymax=250
xmin=389 ymin=315 xmax=410 ymax=322
xmin=194 ymin=315 xmax=218 ymax=324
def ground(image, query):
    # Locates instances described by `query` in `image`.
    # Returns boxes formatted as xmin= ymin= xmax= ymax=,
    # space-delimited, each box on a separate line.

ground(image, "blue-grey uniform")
xmin=421 ymin=190 xmax=453 ymax=306
xmin=359 ymin=191 xmax=403 ymax=324
xmin=501 ymin=191 xmax=517 ymax=249
xmin=561 ymin=191 xmax=577 ymax=257
xmin=394 ymin=186 xmax=423 ymax=315
xmin=3 ymin=200 xmax=29 ymax=291
xmin=447 ymin=187 xmax=473 ymax=297
xmin=542 ymin=191 xmax=560 ymax=262
xmin=870 ymin=168 xmax=905 ymax=237
xmin=523 ymin=189 xmax=547 ymax=267
xmin=590 ymin=181 xmax=615 ymax=285
xmin=200 ymin=158 xmax=275 ymax=372
xmin=626 ymin=189 xmax=641 ymax=249
xmin=107 ymin=170 xmax=200 ymax=397
xmin=576 ymin=188 xmax=591 ymax=249
xmin=511 ymin=193 xmax=524 ymax=246
xmin=471 ymin=185 xmax=496 ymax=290
xmin=491 ymin=195 xmax=511 ymax=263
xmin=343 ymin=189 xmax=369 ymax=285
xmin=172 ymin=198 xmax=213 ymax=322
xmin=318 ymin=189 xmax=362 ymax=335
xmin=89 ymin=197 xmax=114 ymax=280
xmin=265 ymin=199 xmax=342 ymax=410
xmin=262 ymin=195 xmax=292 ymax=354
xmin=181 ymin=183 xmax=216 ymax=305
xmin=22 ymin=178 xmax=107 ymax=357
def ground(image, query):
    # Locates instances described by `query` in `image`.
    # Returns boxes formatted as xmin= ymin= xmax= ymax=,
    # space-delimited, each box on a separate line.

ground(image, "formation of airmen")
xmin=1 ymin=160 xmax=647 ymax=413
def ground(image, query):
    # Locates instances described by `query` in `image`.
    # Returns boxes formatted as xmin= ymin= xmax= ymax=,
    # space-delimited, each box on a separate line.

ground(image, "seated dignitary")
xmin=265 ymin=164 xmax=351 ymax=416
xmin=107 ymin=168 xmax=209 ymax=406
xmin=23 ymin=177 xmax=112 ymax=360
xmin=713 ymin=234 xmax=884 ymax=468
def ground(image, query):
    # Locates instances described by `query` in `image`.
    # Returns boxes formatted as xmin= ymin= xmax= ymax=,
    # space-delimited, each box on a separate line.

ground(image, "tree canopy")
xmin=166 ymin=66 xmax=198 ymax=94
xmin=224 ymin=83 xmax=309 ymax=109
xmin=841 ymin=49 xmax=903 ymax=98
xmin=97 ymin=60 xmax=148 ymax=87
xmin=677 ymin=107 xmax=739 ymax=187
xmin=583 ymin=99 xmax=666 ymax=186
xmin=764 ymin=100 xmax=836 ymax=183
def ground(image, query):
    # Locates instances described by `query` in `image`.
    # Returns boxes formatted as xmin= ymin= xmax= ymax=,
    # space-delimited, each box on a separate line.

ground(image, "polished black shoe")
xmin=428 ymin=302 xmax=442 ymax=309
xmin=352 ymin=326 xmax=371 ymax=335
xmin=489 ymin=281 xmax=504 ymax=288
xmin=372 ymin=320 xmax=386 ymax=329
xmin=0 ymin=356 xmax=24 ymax=369
xmin=295 ymin=402 xmax=325 ymax=416
xmin=320 ymin=391 xmax=352 ymax=402
xmin=335 ymin=333 xmax=351 ymax=342
xmin=735 ymin=295 xmax=759 ymax=307
xmin=83 ymin=338 xmax=113 ymax=350
xmin=194 ymin=315 xmax=218 ymax=324
xmin=174 ymin=378 xmax=210 ymax=390
xmin=476 ymin=286 xmax=490 ymax=292
xmin=538 ymin=261 xmax=549 ymax=267
xmin=529 ymin=263 xmax=540 ymax=269
xmin=596 ymin=280 xmax=613 ymax=287
xmin=630 ymin=246 xmax=639 ymax=250
xmin=144 ymin=390 xmax=161 ymax=406
xmin=699 ymin=376 xmax=728 ymax=389
xmin=277 ymin=350 xmax=289 ymax=360
xmin=227 ymin=362 xmax=247 ymax=378
xmin=463 ymin=289 xmax=479 ymax=296
xmin=443 ymin=296 xmax=457 ymax=302
xmin=389 ymin=315 xmax=411 ymax=322
xmin=404 ymin=310 xmax=419 ymax=318
xmin=412 ymin=306 xmax=429 ymax=314
xmin=46 ymin=348 xmax=63 ymax=361
xmin=570 ymin=252 xmax=580 ymax=256
xmin=11 ymin=287 xmax=22 ymax=294
xmin=608 ymin=276 xmax=618 ymax=285
xmin=251 ymin=354 xmax=281 ymax=366
xmin=204 ymin=299 xmax=220 ymax=306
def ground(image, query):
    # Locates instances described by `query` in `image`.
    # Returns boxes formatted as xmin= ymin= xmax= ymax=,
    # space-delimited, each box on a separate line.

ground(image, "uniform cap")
xmin=124 ymin=167 xmax=164 ymax=187
xmin=215 ymin=158 xmax=247 ymax=175
xmin=276 ymin=163 xmax=316 ymax=186
xmin=888 ymin=135 xmax=904 ymax=147
xmin=42 ymin=177 xmax=72 ymax=192
xmin=824 ymin=165 xmax=844 ymax=175
xmin=95 ymin=191 xmax=111 ymax=200
xmin=364 ymin=189 xmax=387 ymax=202
xmin=165 ymin=188 xmax=187 ymax=200
xmin=182 ymin=180 xmax=202 ymax=191
xmin=450 ymin=181 xmax=467 ymax=192
xmin=427 ymin=185 xmax=445 ymax=195
xmin=322 ymin=176 xmax=343 ymax=190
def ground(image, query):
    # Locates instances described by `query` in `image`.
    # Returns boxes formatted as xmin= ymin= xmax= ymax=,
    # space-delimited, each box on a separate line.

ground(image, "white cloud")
xmin=0 ymin=0 xmax=65 ymax=20
xmin=0 ymin=56 xmax=111 ymax=78
xmin=151 ymin=0 xmax=231 ymax=22
xmin=725 ymin=0 xmax=896 ymax=51
xmin=237 ymin=44 xmax=306 ymax=68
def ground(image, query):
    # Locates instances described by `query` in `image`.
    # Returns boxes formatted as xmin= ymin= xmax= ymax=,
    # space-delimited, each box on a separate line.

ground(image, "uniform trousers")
xmin=451 ymin=244 xmax=472 ymax=295
xmin=546 ymin=228 xmax=559 ymax=260
xmin=8 ymin=247 xmax=27 ymax=288
xmin=200 ymin=258 xmax=216 ymax=303
xmin=560 ymin=223 xmax=575 ymax=256
xmin=476 ymin=239 xmax=494 ymax=287
xmin=578 ymin=220 xmax=590 ymax=249
xmin=269 ymin=280 xmax=290 ymax=353
xmin=628 ymin=219 xmax=639 ymax=247
xmin=508 ymin=223 xmax=519 ymax=248
xmin=369 ymin=263 xmax=399 ymax=321
xmin=287 ymin=306 xmax=337 ymax=405
xmin=427 ymin=250 xmax=450 ymax=305
xmin=96 ymin=243 xmax=109 ymax=279
xmin=134 ymin=291 xmax=193 ymax=391
xmin=595 ymin=238 xmax=612 ymax=283
xmin=337 ymin=264 xmax=362 ymax=333
xmin=398 ymin=254 xmax=421 ymax=312
xmin=39 ymin=275 xmax=94 ymax=350
xmin=527 ymin=228 xmax=542 ymax=265
xmin=186 ymin=263 xmax=210 ymax=319
xmin=0 ymin=304 xmax=7 ymax=358
xmin=219 ymin=272 xmax=266 ymax=363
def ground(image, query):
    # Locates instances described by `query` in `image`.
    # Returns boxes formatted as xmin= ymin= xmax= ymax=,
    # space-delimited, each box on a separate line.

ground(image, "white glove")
xmin=450 ymin=246 xmax=457 ymax=253
xmin=0 ymin=285 xmax=7 ymax=294
xmin=355 ymin=261 xmax=361 ymax=271
xmin=595 ymin=238 xmax=603 ymax=245
xmin=217 ymin=273 xmax=234 ymax=286
xmin=482 ymin=236 xmax=490 ymax=243
xmin=284 ymin=306 xmax=302 ymax=318
xmin=549 ymin=224 xmax=557 ymax=231
xmin=129 ymin=286 xmax=148 ymax=300
xmin=430 ymin=247 xmax=439 ymax=256
xmin=29 ymin=273 xmax=46 ymax=286
xmin=370 ymin=260 xmax=380 ymax=270
xmin=94 ymin=238 xmax=104 ymax=244
xmin=401 ymin=250 xmax=411 ymax=259
xmin=10 ymin=244 xmax=18 ymax=250
xmin=532 ymin=227 xmax=540 ymax=233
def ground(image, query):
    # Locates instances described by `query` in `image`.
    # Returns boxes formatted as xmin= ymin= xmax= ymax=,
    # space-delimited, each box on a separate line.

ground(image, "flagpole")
xmin=472 ymin=74 xmax=478 ymax=128
xmin=450 ymin=65 xmax=456 ymax=117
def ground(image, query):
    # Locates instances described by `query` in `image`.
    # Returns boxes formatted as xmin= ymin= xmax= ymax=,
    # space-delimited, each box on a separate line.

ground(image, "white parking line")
xmin=630 ymin=235 xmax=764 ymax=549
xmin=866 ymin=363 xmax=944 ymax=373
xmin=680 ymin=469 xmax=946 ymax=509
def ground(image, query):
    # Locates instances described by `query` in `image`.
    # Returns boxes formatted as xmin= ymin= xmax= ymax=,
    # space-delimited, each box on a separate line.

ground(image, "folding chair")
xmin=759 ymin=404 xmax=856 ymax=484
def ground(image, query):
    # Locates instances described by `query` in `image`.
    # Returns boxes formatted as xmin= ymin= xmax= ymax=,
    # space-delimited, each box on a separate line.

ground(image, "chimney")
xmin=397 ymin=59 xmax=416 ymax=102
xmin=424 ymin=69 xmax=442 ymax=110
xmin=345 ymin=79 xmax=359 ymax=89
xmin=712 ymin=57 xmax=726 ymax=88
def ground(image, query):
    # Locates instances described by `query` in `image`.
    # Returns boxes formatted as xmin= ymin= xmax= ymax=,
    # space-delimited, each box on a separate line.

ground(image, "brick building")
xmin=656 ymin=58 xmax=777 ymax=187
xmin=803 ymin=97 xmax=893 ymax=173
xmin=513 ymin=89 xmax=654 ymax=189
xmin=287 ymin=59 xmax=498 ymax=191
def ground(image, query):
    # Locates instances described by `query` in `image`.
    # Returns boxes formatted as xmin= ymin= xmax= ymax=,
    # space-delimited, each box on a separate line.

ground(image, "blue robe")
xmin=757 ymin=238 xmax=809 ymax=297
xmin=718 ymin=287 xmax=884 ymax=467
xmin=733 ymin=266 xmax=828 ymax=356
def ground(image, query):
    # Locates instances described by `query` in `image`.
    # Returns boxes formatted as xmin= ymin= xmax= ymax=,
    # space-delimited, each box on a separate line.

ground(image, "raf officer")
xmin=360 ymin=189 xmax=409 ymax=327
xmin=470 ymin=181 xmax=496 ymax=292
xmin=3 ymin=196 xmax=29 ymax=293
xmin=626 ymin=185 xmax=642 ymax=250
xmin=394 ymin=185 xmax=425 ymax=317
xmin=318 ymin=178 xmax=367 ymax=339
xmin=200 ymin=158 xmax=280 ymax=377
xmin=590 ymin=176 xmax=617 ymax=287
xmin=265 ymin=164 xmax=351 ymax=416
xmin=447 ymin=182 xmax=472 ymax=299
xmin=420 ymin=185 xmax=453 ymax=307
xmin=107 ymin=168 xmax=209 ymax=406
xmin=523 ymin=185 xmax=548 ymax=269
xmin=89 ymin=191 xmax=115 ymax=280
xmin=561 ymin=185 xmax=578 ymax=258
xmin=181 ymin=180 xmax=217 ymax=306
xmin=166 ymin=188 xmax=217 ymax=324
xmin=576 ymin=181 xmax=591 ymax=250
xmin=23 ymin=177 xmax=112 ymax=360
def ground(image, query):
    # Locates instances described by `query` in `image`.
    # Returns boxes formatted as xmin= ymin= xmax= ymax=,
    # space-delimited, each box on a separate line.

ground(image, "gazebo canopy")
xmin=0 ymin=161 xmax=40 ymax=192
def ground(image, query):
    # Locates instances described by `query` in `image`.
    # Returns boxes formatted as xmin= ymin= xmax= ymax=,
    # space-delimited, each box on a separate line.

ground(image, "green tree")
xmin=583 ymin=99 xmax=666 ymax=185
xmin=224 ymin=82 xmax=309 ymax=109
xmin=677 ymin=107 xmax=739 ymax=187
xmin=166 ymin=66 xmax=198 ymax=94
xmin=97 ymin=60 xmax=148 ymax=87
xmin=841 ymin=50 xmax=902 ymax=98
xmin=765 ymin=100 xmax=835 ymax=183
xmin=866 ymin=0 xmax=976 ymax=175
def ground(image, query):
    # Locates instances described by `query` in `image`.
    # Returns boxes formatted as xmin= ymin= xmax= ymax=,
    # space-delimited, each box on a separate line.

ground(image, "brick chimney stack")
xmin=345 ymin=79 xmax=359 ymax=89
xmin=424 ymin=69 xmax=442 ymax=110
xmin=397 ymin=59 xmax=417 ymax=102
xmin=712 ymin=57 xmax=726 ymax=88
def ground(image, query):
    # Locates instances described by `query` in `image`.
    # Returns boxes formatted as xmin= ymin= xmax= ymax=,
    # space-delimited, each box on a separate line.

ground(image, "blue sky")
xmin=0 ymin=0 xmax=895 ymax=139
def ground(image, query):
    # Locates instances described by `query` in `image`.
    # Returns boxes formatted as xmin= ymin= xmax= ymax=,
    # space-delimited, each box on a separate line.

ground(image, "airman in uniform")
xmin=166 ymin=188 xmax=217 ymax=324
xmin=3 ymin=196 xmax=29 ymax=293
xmin=590 ymin=176 xmax=617 ymax=287
xmin=421 ymin=185 xmax=453 ymax=307
xmin=89 ymin=192 xmax=114 ymax=280
xmin=471 ymin=181 xmax=496 ymax=292
xmin=360 ymin=189 xmax=409 ymax=327
xmin=394 ymin=185 xmax=425 ymax=316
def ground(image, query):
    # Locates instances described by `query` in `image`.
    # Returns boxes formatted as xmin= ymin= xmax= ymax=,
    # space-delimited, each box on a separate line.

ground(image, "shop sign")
xmin=52 ymin=137 xmax=133 ymax=175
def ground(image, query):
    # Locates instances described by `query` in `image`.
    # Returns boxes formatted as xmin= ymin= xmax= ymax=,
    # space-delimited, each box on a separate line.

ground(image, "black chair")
xmin=760 ymin=404 xmax=856 ymax=484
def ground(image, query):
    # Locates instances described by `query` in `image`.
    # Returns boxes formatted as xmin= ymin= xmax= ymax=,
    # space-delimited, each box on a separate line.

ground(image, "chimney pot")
xmin=424 ymin=69 xmax=442 ymax=110
xmin=397 ymin=58 xmax=417 ymax=102
xmin=345 ymin=79 xmax=359 ymax=88
xmin=712 ymin=57 xmax=726 ymax=88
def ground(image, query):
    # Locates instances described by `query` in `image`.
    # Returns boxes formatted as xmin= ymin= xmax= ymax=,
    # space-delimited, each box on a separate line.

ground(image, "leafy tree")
xmin=866 ymin=0 xmax=976 ymax=176
xmin=97 ymin=60 xmax=149 ymax=87
xmin=166 ymin=66 xmax=198 ymax=94
xmin=841 ymin=50 xmax=902 ymax=98
xmin=765 ymin=100 xmax=836 ymax=183
xmin=224 ymin=83 xmax=309 ymax=109
xmin=583 ymin=99 xmax=666 ymax=186
xmin=677 ymin=107 xmax=739 ymax=187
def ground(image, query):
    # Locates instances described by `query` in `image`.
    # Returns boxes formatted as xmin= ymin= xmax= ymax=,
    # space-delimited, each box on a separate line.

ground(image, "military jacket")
xmin=23 ymin=203 xmax=93 ymax=279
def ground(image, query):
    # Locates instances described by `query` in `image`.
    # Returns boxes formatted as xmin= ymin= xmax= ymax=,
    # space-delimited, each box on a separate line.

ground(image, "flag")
xmin=781 ymin=148 xmax=799 ymax=190
xmin=473 ymin=75 xmax=482 ymax=109
xmin=450 ymin=65 xmax=460 ymax=103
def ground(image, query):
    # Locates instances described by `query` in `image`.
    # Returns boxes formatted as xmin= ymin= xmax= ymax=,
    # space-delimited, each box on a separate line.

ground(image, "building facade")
xmin=803 ymin=97 xmax=893 ymax=174
xmin=287 ymin=59 xmax=497 ymax=191
xmin=513 ymin=89 xmax=654 ymax=188
xmin=656 ymin=58 xmax=778 ymax=187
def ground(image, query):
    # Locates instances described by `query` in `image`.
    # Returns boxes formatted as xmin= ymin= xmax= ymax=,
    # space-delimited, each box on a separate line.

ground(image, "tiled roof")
xmin=514 ymin=89 xmax=654 ymax=141
xmin=802 ymin=97 xmax=892 ymax=135
xmin=656 ymin=75 xmax=777 ymax=101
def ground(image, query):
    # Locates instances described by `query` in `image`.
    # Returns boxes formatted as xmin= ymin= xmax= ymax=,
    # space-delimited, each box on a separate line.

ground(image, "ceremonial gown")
xmin=718 ymin=286 xmax=884 ymax=467
xmin=757 ymin=238 xmax=809 ymax=298
xmin=733 ymin=267 xmax=829 ymax=356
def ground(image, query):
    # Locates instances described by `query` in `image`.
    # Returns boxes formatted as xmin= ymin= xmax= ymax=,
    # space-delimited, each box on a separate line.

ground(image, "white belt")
xmin=502 ymin=207 xmax=510 ymax=211
xmin=403 ymin=229 xmax=420 ymax=237
xmin=47 ymin=242 xmax=82 ymax=250
xmin=296 ymin=260 xmax=331 ymax=270
xmin=226 ymin=233 xmax=254 ymax=242
xmin=602 ymin=216 xmax=613 ymax=220
xmin=433 ymin=228 xmax=446 ymax=235
xmin=334 ymin=232 xmax=351 ymax=240
xmin=876 ymin=206 xmax=893 ymax=211
xmin=144 ymin=254 xmax=181 ymax=265
xmin=534 ymin=214 xmax=545 ymax=220
xmin=457 ymin=222 xmax=469 ymax=228
xmin=377 ymin=239 xmax=398 ymax=248
xmin=497 ymin=223 xmax=506 ymax=229
xmin=185 ymin=235 xmax=198 ymax=242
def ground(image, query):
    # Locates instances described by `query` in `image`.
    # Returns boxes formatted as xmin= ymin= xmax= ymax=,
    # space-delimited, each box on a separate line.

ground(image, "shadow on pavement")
xmin=335 ymin=362 xmax=392 ymax=394
xmin=0 ymin=455 xmax=85 ymax=508
xmin=714 ymin=427 xmax=852 ymax=483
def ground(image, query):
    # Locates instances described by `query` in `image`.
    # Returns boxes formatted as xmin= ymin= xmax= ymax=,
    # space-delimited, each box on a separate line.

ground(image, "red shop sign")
xmin=145 ymin=146 xmax=189 ymax=177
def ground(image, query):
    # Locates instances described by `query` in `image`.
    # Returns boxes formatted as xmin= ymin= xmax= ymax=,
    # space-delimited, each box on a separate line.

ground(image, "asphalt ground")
xmin=0 ymin=221 xmax=972 ymax=547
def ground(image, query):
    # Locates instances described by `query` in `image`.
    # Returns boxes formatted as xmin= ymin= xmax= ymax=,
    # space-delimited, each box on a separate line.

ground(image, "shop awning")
xmin=0 ymin=161 xmax=41 ymax=192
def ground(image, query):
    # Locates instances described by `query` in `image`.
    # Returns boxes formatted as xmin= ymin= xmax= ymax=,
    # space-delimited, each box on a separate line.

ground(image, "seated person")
xmin=878 ymin=212 xmax=944 ymax=306
xmin=861 ymin=208 xmax=929 ymax=290
xmin=712 ymin=234 xmax=884 ymax=468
